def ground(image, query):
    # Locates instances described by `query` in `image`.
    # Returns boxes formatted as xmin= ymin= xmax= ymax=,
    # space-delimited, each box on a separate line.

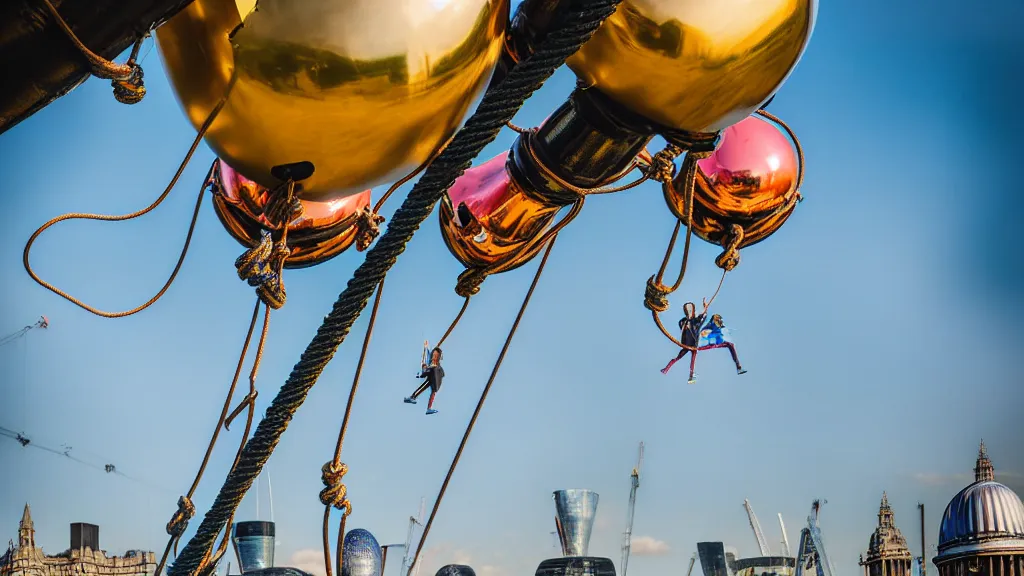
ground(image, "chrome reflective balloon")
xmin=665 ymin=114 xmax=802 ymax=248
xmin=341 ymin=529 xmax=382 ymax=576
xmin=157 ymin=0 xmax=509 ymax=202
xmin=211 ymin=159 xmax=371 ymax=268
xmin=565 ymin=0 xmax=817 ymax=133
xmin=439 ymin=151 xmax=560 ymax=270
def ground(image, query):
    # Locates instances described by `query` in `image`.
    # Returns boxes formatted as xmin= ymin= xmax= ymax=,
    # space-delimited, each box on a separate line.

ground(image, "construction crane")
xmin=743 ymin=499 xmax=772 ymax=556
xmin=685 ymin=552 xmax=697 ymax=576
xmin=778 ymin=513 xmax=792 ymax=557
xmin=621 ymin=441 xmax=645 ymax=576
xmin=793 ymin=500 xmax=836 ymax=576
xmin=401 ymin=498 xmax=426 ymax=576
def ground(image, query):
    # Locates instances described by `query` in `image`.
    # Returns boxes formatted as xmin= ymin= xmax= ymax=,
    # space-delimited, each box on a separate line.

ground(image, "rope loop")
xmin=111 ymin=64 xmax=146 ymax=104
xmin=649 ymin=144 xmax=684 ymax=183
xmin=234 ymin=231 xmax=291 ymax=309
xmin=455 ymin=268 xmax=487 ymax=298
xmin=319 ymin=461 xmax=352 ymax=516
xmin=714 ymin=224 xmax=744 ymax=271
xmin=166 ymin=496 xmax=195 ymax=538
xmin=355 ymin=206 xmax=386 ymax=252
xmin=643 ymin=275 xmax=671 ymax=313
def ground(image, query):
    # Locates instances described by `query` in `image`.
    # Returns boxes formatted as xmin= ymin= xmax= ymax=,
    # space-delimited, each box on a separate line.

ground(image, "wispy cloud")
xmin=631 ymin=536 xmax=670 ymax=556
xmin=290 ymin=549 xmax=327 ymax=576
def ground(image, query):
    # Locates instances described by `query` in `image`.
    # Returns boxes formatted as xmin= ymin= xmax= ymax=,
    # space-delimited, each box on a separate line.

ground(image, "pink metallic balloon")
xmin=440 ymin=151 xmax=560 ymax=269
xmin=216 ymin=161 xmax=371 ymax=231
xmin=695 ymin=114 xmax=799 ymax=219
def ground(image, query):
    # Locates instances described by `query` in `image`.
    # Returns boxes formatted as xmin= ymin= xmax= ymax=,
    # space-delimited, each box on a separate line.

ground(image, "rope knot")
xmin=111 ymin=63 xmax=146 ymax=105
xmin=235 ymin=231 xmax=291 ymax=309
xmin=355 ymin=207 xmax=386 ymax=251
xmin=714 ymin=224 xmax=744 ymax=271
xmin=455 ymin=268 xmax=487 ymax=298
xmin=319 ymin=461 xmax=352 ymax=516
xmin=263 ymin=185 xmax=304 ymax=227
xmin=643 ymin=276 xmax=671 ymax=313
xmin=649 ymin=144 xmax=684 ymax=183
xmin=166 ymin=496 xmax=195 ymax=538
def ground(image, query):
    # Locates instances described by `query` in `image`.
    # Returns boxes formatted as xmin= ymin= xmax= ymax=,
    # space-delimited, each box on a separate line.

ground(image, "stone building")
xmin=0 ymin=504 xmax=156 ymax=576
xmin=860 ymin=492 xmax=915 ymax=576
xmin=933 ymin=442 xmax=1024 ymax=576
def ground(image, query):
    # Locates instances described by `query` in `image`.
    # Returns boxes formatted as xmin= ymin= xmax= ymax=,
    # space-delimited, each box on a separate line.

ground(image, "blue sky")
xmin=1 ymin=2 xmax=1022 ymax=576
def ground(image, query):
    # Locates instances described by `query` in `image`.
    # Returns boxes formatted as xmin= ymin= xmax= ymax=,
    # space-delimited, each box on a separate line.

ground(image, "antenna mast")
xmin=918 ymin=503 xmax=926 ymax=576
xmin=621 ymin=442 xmax=644 ymax=576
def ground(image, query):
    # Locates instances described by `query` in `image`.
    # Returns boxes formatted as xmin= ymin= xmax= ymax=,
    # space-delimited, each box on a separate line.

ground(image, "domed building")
xmin=933 ymin=442 xmax=1024 ymax=576
xmin=860 ymin=492 xmax=914 ymax=576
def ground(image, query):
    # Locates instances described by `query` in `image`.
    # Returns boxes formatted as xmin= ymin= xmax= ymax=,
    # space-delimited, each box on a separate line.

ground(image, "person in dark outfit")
xmin=404 ymin=347 xmax=445 ymax=415
xmin=661 ymin=301 xmax=707 ymax=384
xmin=698 ymin=313 xmax=747 ymax=375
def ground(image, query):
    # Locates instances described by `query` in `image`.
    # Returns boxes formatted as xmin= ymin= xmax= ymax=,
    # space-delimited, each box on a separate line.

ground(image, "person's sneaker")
xmin=737 ymin=367 xmax=748 ymax=375
xmin=687 ymin=376 xmax=697 ymax=385
xmin=404 ymin=397 xmax=416 ymax=404
xmin=426 ymin=409 xmax=438 ymax=415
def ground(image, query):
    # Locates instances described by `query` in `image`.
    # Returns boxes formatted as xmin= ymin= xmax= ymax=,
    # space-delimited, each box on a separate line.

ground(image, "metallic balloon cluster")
xmin=437 ymin=0 xmax=814 ymax=314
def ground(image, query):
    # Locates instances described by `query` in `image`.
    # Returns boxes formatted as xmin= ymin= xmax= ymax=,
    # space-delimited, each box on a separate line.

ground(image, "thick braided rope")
xmin=166 ymin=1 xmax=621 ymax=574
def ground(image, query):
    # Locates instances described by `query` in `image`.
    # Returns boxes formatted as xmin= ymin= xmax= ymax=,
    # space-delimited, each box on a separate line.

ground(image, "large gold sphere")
xmin=156 ymin=0 xmax=509 ymax=202
xmin=566 ymin=0 xmax=817 ymax=134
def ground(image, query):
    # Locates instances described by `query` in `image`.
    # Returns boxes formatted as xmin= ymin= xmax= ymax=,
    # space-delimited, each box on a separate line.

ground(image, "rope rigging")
xmin=0 ymin=317 xmax=48 ymax=348
xmin=165 ymin=1 xmax=623 ymax=574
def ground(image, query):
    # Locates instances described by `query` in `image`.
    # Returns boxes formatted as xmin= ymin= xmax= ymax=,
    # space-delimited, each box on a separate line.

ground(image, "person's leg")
xmin=426 ymin=380 xmax=441 ymax=414
xmin=725 ymin=343 xmax=747 ymax=373
xmin=688 ymin=350 xmax=698 ymax=383
xmin=405 ymin=381 xmax=429 ymax=404
xmin=661 ymin=349 xmax=689 ymax=374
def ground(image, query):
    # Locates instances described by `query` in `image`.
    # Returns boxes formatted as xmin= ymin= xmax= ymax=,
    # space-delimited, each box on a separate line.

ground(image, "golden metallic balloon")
xmin=665 ymin=113 xmax=802 ymax=249
xmin=439 ymin=151 xmax=561 ymax=271
xmin=565 ymin=0 xmax=817 ymax=134
xmin=157 ymin=0 xmax=509 ymax=202
xmin=211 ymin=159 xmax=372 ymax=269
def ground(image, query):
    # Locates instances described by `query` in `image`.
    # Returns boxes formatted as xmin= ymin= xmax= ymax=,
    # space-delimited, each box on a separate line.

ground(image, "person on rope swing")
xmin=698 ymin=313 xmax=747 ymax=377
xmin=660 ymin=300 xmax=707 ymax=384
xmin=404 ymin=345 xmax=445 ymax=415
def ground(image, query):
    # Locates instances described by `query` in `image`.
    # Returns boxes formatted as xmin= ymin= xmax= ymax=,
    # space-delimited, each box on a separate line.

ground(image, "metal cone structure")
xmin=553 ymin=490 xmax=600 ymax=558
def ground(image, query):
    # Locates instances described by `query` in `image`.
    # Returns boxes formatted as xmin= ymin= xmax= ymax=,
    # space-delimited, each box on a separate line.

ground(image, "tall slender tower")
xmin=18 ymin=504 xmax=35 ymax=549
xmin=859 ymin=493 xmax=913 ymax=576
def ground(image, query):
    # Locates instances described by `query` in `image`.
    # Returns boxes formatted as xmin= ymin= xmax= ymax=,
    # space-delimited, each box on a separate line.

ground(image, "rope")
xmin=410 ymin=234 xmax=559 ymax=573
xmin=23 ymin=86 xmax=233 ymax=318
xmin=39 ymin=0 xmax=148 ymax=104
xmin=166 ymin=2 xmax=623 ymax=573
xmin=319 ymin=280 xmax=386 ymax=576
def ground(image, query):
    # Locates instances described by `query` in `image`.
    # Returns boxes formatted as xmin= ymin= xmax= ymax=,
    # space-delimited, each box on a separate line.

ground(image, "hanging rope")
xmin=320 ymin=280 xmax=386 ymax=576
xmin=39 ymin=0 xmax=148 ymax=104
xmin=23 ymin=81 xmax=235 ymax=318
xmin=166 ymin=2 xmax=623 ymax=573
xmin=410 ymin=235 xmax=559 ymax=573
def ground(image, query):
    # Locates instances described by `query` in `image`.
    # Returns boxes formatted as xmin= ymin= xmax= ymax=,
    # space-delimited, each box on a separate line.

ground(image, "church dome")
xmin=935 ymin=442 xmax=1024 ymax=560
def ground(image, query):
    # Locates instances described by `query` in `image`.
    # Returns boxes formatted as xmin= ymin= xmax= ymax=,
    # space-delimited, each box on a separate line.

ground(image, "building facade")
xmin=861 ymin=493 xmax=915 ymax=576
xmin=933 ymin=442 xmax=1024 ymax=576
xmin=1 ymin=504 xmax=156 ymax=576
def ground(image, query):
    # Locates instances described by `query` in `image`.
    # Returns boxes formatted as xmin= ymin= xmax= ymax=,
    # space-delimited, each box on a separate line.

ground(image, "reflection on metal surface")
xmin=554 ymin=490 xmax=599 ymax=558
xmin=436 ymin=565 xmax=477 ymax=576
xmin=535 ymin=557 xmax=616 ymax=576
xmin=342 ymin=529 xmax=383 ymax=576
xmin=211 ymin=159 xmax=372 ymax=269
xmin=233 ymin=521 xmax=276 ymax=573
xmin=439 ymin=151 xmax=561 ymax=271
xmin=156 ymin=0 xmax=509 ymax=201
xmin=564 ymin=0 xmax=817 ymax=133
xmin=665 ymin=114 xmax=801 ymax=250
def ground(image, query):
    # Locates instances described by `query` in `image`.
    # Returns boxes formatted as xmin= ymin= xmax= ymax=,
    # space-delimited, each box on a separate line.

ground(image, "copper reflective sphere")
xmin=439 ymin=151 xmax=560 ymax=271
xmin=211 ymin=159 xmax=371 ymax=269
xmin=565 ymin=0 xmax=817 ymax=133
xmin=156 ymin=0 xmax=509 ymax=202
xmin=666 ymin=114 xmax=801 ymax=248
